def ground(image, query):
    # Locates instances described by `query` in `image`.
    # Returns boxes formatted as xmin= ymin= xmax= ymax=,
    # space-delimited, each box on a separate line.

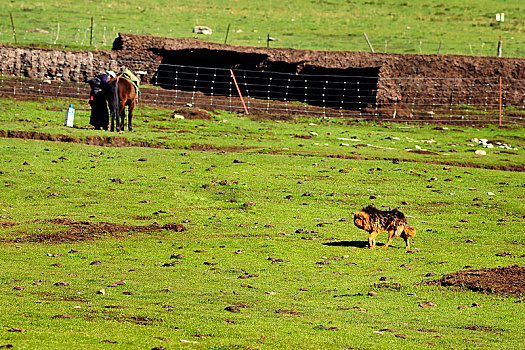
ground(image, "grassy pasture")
xmin=1 ymin=0 xmax=524 ymax=57
xmin=1 ymin=97 xmax=524 ymax=169
xmin=0 ymin=96 xmax=524 ymax=349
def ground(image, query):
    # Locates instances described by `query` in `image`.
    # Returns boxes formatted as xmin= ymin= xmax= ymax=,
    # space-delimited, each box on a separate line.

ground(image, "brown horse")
xmin=107 ymin=77 xmax=137 ymax=132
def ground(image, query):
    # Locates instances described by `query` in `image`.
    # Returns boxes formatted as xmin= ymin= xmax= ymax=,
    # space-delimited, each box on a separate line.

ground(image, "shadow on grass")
xmin=323 ymin=240 xmax=369 ymax=248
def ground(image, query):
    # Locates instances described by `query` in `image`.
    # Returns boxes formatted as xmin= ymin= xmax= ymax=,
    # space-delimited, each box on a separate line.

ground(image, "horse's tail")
xmin=106 ymin=78 xmax=119 ymax=124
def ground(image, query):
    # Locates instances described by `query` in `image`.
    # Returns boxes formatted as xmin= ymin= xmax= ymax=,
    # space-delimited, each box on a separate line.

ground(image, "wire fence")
xmin=1 ymin=58 xmax=524 ymax=125
xmin=1 ymin=17 xmax=524 ymax=58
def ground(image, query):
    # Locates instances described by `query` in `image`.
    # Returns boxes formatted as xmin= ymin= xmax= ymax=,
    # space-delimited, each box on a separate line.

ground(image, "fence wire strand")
xmin=0 ymin=58 xmax=524 ymax=125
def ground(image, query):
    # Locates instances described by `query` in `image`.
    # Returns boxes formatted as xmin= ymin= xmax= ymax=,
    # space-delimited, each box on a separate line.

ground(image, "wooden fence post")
xmin=53 ymin=23 xmax=60 ymax=45
xmin=90 ymin=17 xmax=94 ymax=46
xmin=10 ymin=13 xmax=17 ymax=44
xmin=363 ymin=32 xmax=374 ymax=53
xmin=224 ymin=23 xmax=231 ymax=44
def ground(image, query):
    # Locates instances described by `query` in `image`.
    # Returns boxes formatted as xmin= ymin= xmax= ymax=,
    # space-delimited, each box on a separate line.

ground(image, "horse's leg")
xmin=128 ymin=99 xmax=134 ymax=132
xmin=107 ymin=83 xmax=117 ymax=132
xmin=114 ymin=105 xmax=120 ymax=132
xmin=118 ymin=100 xmax=126 ymax=132
xmin=111 ymin=101 xmax=121 ymax=132
xmin=110 ymin=111 xmax=115 ymax=132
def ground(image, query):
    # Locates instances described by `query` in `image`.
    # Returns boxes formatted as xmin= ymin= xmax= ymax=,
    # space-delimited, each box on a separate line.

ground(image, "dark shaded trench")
xmin=151 ymin=49 xmax=380 ymax=111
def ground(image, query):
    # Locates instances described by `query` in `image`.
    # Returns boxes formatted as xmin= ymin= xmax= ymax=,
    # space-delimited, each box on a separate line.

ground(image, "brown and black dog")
xmin=354 ymin=205 xmax=416 ymax=249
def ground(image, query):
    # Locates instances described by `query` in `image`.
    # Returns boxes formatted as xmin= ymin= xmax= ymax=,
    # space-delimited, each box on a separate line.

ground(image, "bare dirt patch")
xmin=430 ymin=265 xmax=525 ymax=297
xmin=464 ymin=325 xmax=505 ymax=334
xmin=275 ymin=309 xmax=302 ymax=316
xmin=249 ymin=112 xmax=295 ymax=121
xmin=112 ymin=314 xmax=161 ymax=326
xmin=171 ymin=107 xmax=212 ymax=120
xmin=0 ymin=130 xmax=161 ymax=148
xmin=0 ymin=221 xmax=16 ymax=228
xmin=187 ymin=143 xmax=257 ymax=153
xmin=0 ymin=130 xmax=81 ymax=143
xmin=2 ymin=218 xmax=186 ymax=243
xmin=408 ymin=149 xmax=440 ymax=156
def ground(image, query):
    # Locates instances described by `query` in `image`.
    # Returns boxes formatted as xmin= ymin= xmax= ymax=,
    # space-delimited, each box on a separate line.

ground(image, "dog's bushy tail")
xmin=403 ymin=226 xmax=416 ymax=238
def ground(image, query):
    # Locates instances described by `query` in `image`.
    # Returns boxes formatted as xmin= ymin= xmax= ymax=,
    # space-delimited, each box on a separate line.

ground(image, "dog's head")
xmin=353 ymin=210 xmax=371 ymax=231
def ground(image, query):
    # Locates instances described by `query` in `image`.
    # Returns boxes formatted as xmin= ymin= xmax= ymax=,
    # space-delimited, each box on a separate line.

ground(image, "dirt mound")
xmin=3 ymin=218 xmax=187 ymax=243
xmin=0 ymin=130 xmax=161 ymax=148
xmin=171 ymin=107 xmax=212 ymax=120
xmin=0 ymin=130 xmax=80 ymax=143
xmin=431 ymin=265 xmax=525 ymax=297
xmin=187 ymin=143 xmax=256 ymax=153
xmin=249 ymin=112 xmax=295 ymax=121
xmin=0 ymin=221 xmax=16 ymax=228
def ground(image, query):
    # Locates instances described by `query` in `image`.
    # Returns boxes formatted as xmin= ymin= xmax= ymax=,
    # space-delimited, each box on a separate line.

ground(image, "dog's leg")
xmin=401 ymin=233 xmax=410 ymax=250
xmin=384 ymin=226 xmax=404 ymax=249
xmin=382 ymin=230 xmax=395 ymax=249
xmin=368 ymin=231 xmax=380 ymax=249
xmin=401 ymin=226 xmax=415 ymax=250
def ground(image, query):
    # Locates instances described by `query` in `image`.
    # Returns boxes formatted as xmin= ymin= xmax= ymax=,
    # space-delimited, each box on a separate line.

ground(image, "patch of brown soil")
xmin=83 ymin=135 xmax=153 ymax=147
xmin=187 ymin=143 xmax=257 ymax=153
xmin=464 ymin=325 xmax=504 ymax=334
xmin=408 ymin=149 xmax=440 ymax=156
xmin=172 ymin=107 xmax=212 ymax=120
xmin=431 ymin=265 xmax=525 ymax=297
xmin=81 ymin=310 xmax=162 ymax=325
xmin=325 ymin=154 xmax=367 ymax=161
xmin=249 ymin=112 xmax=295 ymax=121
xmin=0 ymin=221 xmax=16 ymax=228
xmin=113 ymin=314 xmax=161 ymax=326
xmin=0 ymin=130 xmax=80 ymax=143
xmin=2 ymin=218 xmax=187 ymax=243
xmin=160 ymin=222 xmax=187 ymax=231
xmin=488 ymin=164 xmax=525 ymax=172
xmin=275 ymin=309 xmax=302 ymax=316
xmin=0 ymin=130 xmax=161 ymax=148
xmin=45 ymin=296 xmax=89 ymax=303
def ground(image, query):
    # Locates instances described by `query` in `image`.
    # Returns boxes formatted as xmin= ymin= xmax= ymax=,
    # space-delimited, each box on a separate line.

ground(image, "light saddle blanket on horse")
xmin=118 ymin=69 xmax=141 ymax=96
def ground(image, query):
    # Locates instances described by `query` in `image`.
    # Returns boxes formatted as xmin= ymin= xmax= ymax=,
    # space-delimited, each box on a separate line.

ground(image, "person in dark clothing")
xmin=88 ymin=71 xmax=115 ymax=130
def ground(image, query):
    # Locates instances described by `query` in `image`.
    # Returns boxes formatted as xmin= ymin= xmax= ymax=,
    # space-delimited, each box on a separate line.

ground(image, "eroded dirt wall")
xmin=114 ymin=33 xmax=525 ymax=109
xmin=0 ymin=45 xmax=120 ymax=82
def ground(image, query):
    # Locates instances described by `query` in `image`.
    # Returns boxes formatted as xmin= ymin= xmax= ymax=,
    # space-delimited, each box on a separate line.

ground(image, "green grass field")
xmin=1 ymin=0 xmax=524 ymax=57
xmin=0 ymin=96 xmax=524 ymax=349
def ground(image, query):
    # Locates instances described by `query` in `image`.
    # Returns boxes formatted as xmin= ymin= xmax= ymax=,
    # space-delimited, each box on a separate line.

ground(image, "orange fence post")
xmin=230 ymin=69 xmax=249 ymax=115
